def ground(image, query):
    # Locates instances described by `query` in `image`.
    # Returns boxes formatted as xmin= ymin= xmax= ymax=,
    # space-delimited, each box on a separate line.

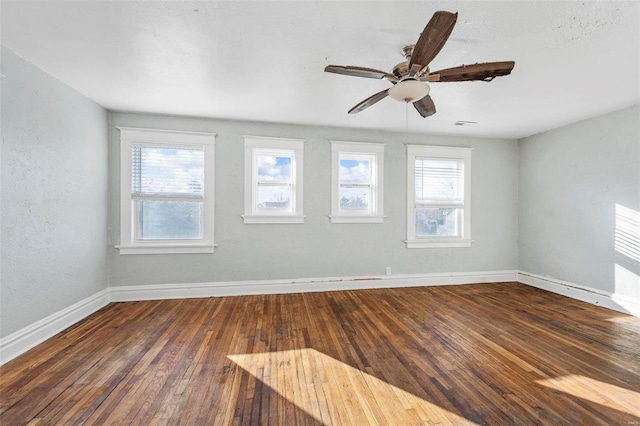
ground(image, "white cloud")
xmin=340 ymin=161 xmax=370 ymax=184
xmin=257 ymin=155 xmax=291 ymax=181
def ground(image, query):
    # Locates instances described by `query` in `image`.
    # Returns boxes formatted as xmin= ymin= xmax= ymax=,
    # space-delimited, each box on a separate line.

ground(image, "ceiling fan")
xmin=324 ymin=11 xmax=515 ymax=118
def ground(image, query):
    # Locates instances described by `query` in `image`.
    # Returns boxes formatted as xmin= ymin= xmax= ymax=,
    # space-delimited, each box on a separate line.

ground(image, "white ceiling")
xmin=2 ymin=1 xmax=638 ymax=139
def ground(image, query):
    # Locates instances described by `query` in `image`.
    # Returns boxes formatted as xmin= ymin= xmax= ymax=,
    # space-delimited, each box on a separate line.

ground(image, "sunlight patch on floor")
xmin=228 ymin=348 xmax=470 ymax=425
xmin=606 ymin=314 xmax=640 ymax=326
xmin=537 ymin=374 xmax=640 ymax=417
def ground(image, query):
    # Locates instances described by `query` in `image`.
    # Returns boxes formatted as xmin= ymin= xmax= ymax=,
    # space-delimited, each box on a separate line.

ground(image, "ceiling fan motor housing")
xmin=393 ymin=45 xmax=417 ymax=78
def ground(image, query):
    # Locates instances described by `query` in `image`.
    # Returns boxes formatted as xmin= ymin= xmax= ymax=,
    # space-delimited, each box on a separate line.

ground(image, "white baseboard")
xmin=518 ymin=271 xmax=640 ymax=317
xmin=0 ymin=271 xmax=515 ymax=366
xmin=0 ymin=289 xmax=110 ymax=366
xmin=6 ymin=269 xmax=638 ymax=367
xmin=109 ymin=270 xmax=519 ymax=302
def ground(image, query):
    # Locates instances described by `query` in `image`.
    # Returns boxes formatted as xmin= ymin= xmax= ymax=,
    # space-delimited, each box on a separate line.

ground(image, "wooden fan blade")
xmin=413 ymin=95 xmax=436 ymax=118
xmin=431 ymin=61 xmax=515 ymax=82
xmin=409 ymin=11 xmax=458 ymax=69
xmin=325 ymin=65 xmax=397 ymax=81
xmin=419 ymin=74 xmax=441 ymax=82
xmin=348 ymin=88 xmax=389 ymax=114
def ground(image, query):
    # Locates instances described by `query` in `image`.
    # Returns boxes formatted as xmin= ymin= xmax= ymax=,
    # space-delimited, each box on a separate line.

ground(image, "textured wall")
xmin=0 ymin=48 xmax=109 ymax=337
xmin=108 ymin=112 xmax=519 ymax=287
xmin=519 ymin=106 xmax=640 ymax=299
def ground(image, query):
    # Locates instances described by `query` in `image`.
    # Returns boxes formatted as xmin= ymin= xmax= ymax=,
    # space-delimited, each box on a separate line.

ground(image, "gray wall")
xmin=519 ymin=106 xmax=640 ymax=299
xmin=108 ymin=112 xmax=519 ymax=287
xmin=3 ymin=45 xmax=636 ymax=340
xmin=0 ymin=48 xmax=109 ymax=338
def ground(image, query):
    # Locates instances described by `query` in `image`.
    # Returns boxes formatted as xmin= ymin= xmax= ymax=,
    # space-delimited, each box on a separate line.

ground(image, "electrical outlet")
xmin=385 ymin=267 xmax=392 ymax=276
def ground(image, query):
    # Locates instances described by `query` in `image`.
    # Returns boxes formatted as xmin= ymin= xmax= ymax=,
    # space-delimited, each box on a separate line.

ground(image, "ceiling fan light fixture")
xmin=388 ymin=79 xmax=430 ymax=102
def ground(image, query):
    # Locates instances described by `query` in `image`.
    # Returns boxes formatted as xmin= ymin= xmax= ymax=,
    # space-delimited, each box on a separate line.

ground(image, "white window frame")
xmin=330 ymin=141 xmax=385 ymax=224
xmin=406 ymin=145 xmax=472 ymax=248
xmin=242 ymin=136 xmax=305 ymax=224
xmin=116 ymin=127 xmax=216 ymax=254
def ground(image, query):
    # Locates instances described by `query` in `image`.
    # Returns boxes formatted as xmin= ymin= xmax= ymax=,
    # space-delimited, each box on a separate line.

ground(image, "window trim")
xmin=242 ymin=135 xmax=305 ymax=224
xmin=406 ymin=145 xmax=472 ymax=248
xmin=116 ymin=127 xmax=216 ymax=255
xmin=330 ymin=141 xmax=385 ymax=224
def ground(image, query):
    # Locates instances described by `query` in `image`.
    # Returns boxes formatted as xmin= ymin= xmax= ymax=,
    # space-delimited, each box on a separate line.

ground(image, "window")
xmin=243 ymin=136 xmax=305 ymax=224
xmin=330 ymin=141 xmax=385 ymax=223
xmin=117 ymin=127 xmax=216 ymax=254
xmin=406 ymin=145 xmax=472 ymax=248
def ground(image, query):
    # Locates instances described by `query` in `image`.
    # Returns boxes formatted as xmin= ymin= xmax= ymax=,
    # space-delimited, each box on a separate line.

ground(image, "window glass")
xmin=257 ymin=186 xmax=291 ymax=210
xmin=256 ymin=155 xmax=293 ymax=211
xmin=132 ymin=146 xmax=205 ymax=241
xmin=118 ymin=127 xmax=215 ymax=254
xmin=138 ymin=200 xmax=202 ymax=240
xmin=243 ymin=136 xmax=305 ymax=224
xmin=406 ymin=145 xmax=471 ymax=248
xmin=329 ymin=142 xmax=384 ymax=223
xmin=415 ymin=208 xmax=460 ymax=237
xmin=257 ymin=155 xmax=291 ymax=183
xmin=414 ymin=158 xmax=463 ymax=202
xmin=339 ymin=156 xmax=372 ymax=211
xmin=133 ymin=146 xmax=204 ymax=196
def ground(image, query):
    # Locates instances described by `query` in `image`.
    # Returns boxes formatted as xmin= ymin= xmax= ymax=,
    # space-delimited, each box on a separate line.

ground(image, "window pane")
xmin=133 ymin=146 xmax=204 ymax=196
xmin=340 ymin=186 xmax=371 ymax=210
xmin=415 ymin=208 xmax=460 ymax=237
xmin=415 ymin=158 xmax=463 ymax=202
xmin=257 ymin=155 xmax=291 ymax=183
xmin=138 ymin=200 xmax=202 ymax=240
xmin=340 ymin=157 xmax=371 ymax=184
xmin=257 ymin=185 xmax=292 ymax=210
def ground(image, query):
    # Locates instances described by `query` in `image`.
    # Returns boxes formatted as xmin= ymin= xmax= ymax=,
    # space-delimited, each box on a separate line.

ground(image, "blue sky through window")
xmin=340 ymin=158 xmax=370 ymax=184
xmin=257 ymin=155 xmax=291 ymax=182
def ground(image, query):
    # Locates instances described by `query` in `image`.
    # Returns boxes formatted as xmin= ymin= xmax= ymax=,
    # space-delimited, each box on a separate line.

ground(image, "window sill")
xmin=405 ymin=239 xmax=473 ymax=249
xmin=329 ymin=215 xmax=386 ymax=224
xmin=242 ymin=215 xmax=305 ymax=224
xmin=116 ymin=243 xmax=215 ymax=255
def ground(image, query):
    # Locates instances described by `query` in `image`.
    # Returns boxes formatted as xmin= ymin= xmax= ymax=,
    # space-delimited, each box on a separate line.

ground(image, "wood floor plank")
xmin=1 ymin=282 xmax=639 ymax=425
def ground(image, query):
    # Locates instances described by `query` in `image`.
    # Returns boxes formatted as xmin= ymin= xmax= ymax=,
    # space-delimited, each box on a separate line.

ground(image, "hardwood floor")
xmin=1 ymin=282 xmax=639 ymax=425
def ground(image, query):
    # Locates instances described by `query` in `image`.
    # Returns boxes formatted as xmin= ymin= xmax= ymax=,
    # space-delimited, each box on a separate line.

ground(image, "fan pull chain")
xmin=405 ymin=101 xmax=409 ymax=145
